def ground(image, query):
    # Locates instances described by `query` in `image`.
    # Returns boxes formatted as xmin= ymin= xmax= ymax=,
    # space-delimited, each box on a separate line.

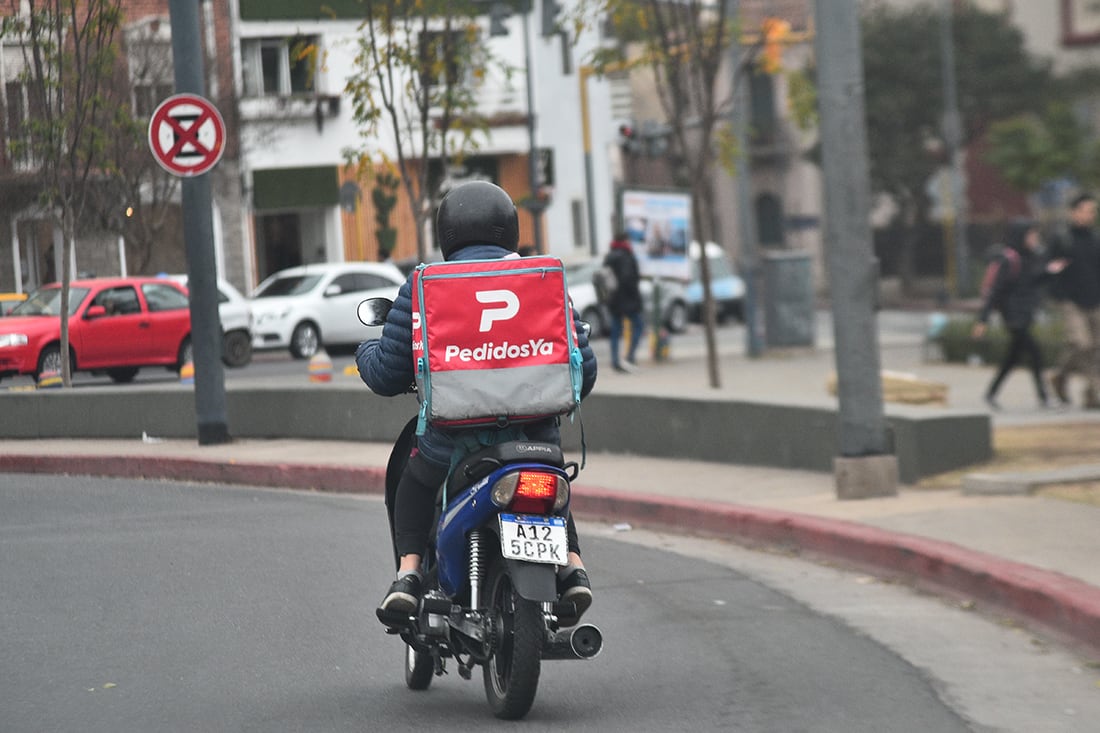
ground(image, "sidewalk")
xmin=2 ymin=316 xmax=1100 ymax=656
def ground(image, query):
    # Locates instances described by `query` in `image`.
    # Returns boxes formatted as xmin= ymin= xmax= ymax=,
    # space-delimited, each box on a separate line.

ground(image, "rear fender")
xmin=505 ymin=559 xmax=557 ymax=602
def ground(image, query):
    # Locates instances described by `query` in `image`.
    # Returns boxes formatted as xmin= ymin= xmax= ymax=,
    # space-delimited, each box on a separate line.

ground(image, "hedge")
xmin=932 ymin=314 xmax=1065 ymax=368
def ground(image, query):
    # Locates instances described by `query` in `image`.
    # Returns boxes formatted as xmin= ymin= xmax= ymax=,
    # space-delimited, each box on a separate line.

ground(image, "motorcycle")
xmin=358 ymin=297 xmax=603 ymax=720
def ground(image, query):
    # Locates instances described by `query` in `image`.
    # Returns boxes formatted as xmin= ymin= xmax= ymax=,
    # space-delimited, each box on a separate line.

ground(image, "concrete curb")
xmin=571 ymin=488 xmax=1100 ymax=658
xmin=3 ymin=453 xmax=1098 ymax=659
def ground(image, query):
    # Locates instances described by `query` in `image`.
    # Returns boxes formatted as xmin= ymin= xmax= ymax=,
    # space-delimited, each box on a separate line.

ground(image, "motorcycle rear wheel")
xmin=404 ymin=642 xmax=433 ymax=690
xmin=482 ymin=558 xmax=542 ymax=720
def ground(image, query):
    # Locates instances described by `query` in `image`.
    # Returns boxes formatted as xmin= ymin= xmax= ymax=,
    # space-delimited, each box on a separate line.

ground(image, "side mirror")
xmin=357 ymin=297 xmax=393 ymax=327
xmin=324 ymin=284 xmax=343 ymax=297
xmin=85 ymin=305 xmax=107 ymax=319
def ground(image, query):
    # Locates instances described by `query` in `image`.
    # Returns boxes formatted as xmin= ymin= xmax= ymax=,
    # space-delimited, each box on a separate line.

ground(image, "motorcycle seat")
xmin=447 ymin=440 xmax=565 ymax=496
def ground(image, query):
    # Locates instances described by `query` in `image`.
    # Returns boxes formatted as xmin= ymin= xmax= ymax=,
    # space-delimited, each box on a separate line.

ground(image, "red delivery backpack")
xmin=410 ymin=255 xmax=583 ymax=435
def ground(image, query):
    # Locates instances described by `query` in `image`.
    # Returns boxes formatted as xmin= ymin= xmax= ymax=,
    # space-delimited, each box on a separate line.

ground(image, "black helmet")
xmin=436 ymin=181 xmax=519 ymax=259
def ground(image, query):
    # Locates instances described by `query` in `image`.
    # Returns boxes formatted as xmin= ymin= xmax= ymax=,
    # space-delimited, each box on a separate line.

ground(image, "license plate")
xmin=499 ymin=514 xmax=568 ymax=565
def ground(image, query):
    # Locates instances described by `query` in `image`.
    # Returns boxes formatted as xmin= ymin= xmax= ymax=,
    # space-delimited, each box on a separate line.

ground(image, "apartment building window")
xmin=418 ymin=29 xmax=478 ymax=90
xmin=126 ymin=20 xmax=174 ymax=118
xmin=242 ymin=36 xmax=316 ymax=97
xmin=3 ymin=80 xmax=32 ymax=169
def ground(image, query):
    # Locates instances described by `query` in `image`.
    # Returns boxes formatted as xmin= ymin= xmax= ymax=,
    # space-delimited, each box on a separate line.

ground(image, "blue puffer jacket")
xmin=356 ymin=244 xmax=598 ymax=468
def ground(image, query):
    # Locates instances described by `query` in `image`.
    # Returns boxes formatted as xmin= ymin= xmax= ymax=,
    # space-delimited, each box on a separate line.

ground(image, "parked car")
xmin=0 ymin=277 xmax=192 ymax=384
xmin=564 ymin=260 xmax=690 ymax=338
xmin=249 ymin=262 xmax=405 ymax=358
xmin=166 ymin=275 xmax=254 ymax=367
xmin=1 ymin=292 xmax=27 ymax=316
xmin=684 ymin=242 xmax=746 ymax=323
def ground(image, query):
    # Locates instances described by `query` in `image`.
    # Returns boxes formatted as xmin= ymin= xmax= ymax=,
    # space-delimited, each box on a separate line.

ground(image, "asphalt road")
xmin=0 ymin=473 xmax=985 ymax=733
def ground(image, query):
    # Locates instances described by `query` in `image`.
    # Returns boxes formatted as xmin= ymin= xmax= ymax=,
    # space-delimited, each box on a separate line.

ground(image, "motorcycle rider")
xmin=356 ymin=181 xmax=599 ymax=628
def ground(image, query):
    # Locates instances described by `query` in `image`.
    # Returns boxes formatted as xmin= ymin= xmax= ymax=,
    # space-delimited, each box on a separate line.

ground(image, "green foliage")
xmin=785 ymin=67 xmax=817 ymax=132
xmin=986 ymin=102 xmax=1100 ymax=194
xmin=371 ymin=168 xmax=400 ymax=260
xmin=934 ymin=315 xmax=1065 ymax=368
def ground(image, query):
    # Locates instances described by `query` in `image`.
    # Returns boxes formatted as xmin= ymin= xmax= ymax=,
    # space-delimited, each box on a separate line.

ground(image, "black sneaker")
xmin=379 ymin=574 xmax=421 ymax=620
xmin=557 ymin=569 xmax=593 ymax=627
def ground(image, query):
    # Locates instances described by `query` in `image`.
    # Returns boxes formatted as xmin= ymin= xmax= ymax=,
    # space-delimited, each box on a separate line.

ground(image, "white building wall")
xmin=236 ymin=4 xmax=615 ymax=264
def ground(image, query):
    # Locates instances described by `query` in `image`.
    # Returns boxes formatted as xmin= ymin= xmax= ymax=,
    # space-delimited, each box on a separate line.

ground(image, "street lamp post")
xmin=521 ymin=4 xmax=545 ymax=254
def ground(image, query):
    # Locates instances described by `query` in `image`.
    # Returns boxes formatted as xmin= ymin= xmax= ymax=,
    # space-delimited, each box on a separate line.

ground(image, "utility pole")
xmin=939 ymin=0 xmax=969 ymax=297
xmin=728 ymin=0 xmax=763 ymax=358
xmin=521 ymin=5 xmax=544 ymax=254
xmin=813 ymin=1 xmax=897 ymax=499
xmin=168 ymin=0 xmax=230 ymax=445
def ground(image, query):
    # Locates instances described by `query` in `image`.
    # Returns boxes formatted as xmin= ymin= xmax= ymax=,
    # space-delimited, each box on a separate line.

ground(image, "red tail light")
xmin=491 ymin=469 xmax=570 ymax=513
xmin=509 ymin=471 xmax=559 ymax=514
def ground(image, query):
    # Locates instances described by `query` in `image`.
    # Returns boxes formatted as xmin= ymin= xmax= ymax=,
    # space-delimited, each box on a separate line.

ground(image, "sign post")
xmin=162 ymin=0 xmax=230 ymax=445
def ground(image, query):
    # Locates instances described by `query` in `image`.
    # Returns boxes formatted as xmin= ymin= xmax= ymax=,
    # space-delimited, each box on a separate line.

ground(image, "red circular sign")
xmin=148 ymin=93 xmax=226 ymax=177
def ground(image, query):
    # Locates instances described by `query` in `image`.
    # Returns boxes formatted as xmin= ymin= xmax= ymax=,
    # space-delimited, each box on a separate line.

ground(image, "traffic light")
xmin=618 ymin=123 xmax=640 ymax=154
xmin=542 ymin=0 xmax=561 ymax=38
xmin=761 ymin=17 xmax=790 ymax=74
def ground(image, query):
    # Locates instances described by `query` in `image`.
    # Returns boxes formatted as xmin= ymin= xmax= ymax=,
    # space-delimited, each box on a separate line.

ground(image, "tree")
xmin=88 ymin=18 xmax=181 ymax=275
xmin=1 ymin=0 xmax=125 ymax=387
xmin=984 ymin=69 xmax=1100 ymax=212
xmin=579 ymin=0 xmax=779 ymax=388
xmin=344 ymin=0 xmax=504 ymax=262
xmin=860 ymin=2 xmax=1051 ymax=294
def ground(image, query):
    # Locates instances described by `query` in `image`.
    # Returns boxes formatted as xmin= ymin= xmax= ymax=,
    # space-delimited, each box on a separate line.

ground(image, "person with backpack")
xmin=972 ymin=220 xmax=1061 ymax=409
xmin=601 ymin=232 xmax=644 ymax=373
xmin=356 ymin=181 xmax=598 ymax=627
xmin=1047 ymin=193 xmax=1100 ymax=408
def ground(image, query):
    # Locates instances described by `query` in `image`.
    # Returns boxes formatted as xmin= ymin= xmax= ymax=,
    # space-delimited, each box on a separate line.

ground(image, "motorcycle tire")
xmin=404 ymin=642 xmax=433 ymax=690
xmin=482 ymin=556 xmax=542 ymax=720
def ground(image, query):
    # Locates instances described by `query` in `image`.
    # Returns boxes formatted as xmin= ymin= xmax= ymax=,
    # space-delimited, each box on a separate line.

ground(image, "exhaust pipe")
xmin=543 ymin=624 xmax=603 ymax=660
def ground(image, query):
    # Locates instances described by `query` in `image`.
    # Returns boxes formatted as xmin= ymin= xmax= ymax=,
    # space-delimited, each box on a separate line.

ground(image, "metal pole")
xmin=522 ymin=8 xmax=544 ymax=254
xmin=728 ymin=0 xmax=763 ymax=357
xmin=169 ymin=0 xmax=230 ymax=445
xmin=580 ymin=66 xmax=599 ymax=255
xmin=813 ymin=0 xmax=896 ymax=498
xmin=939 ymin=0 xmax=969 ymax=297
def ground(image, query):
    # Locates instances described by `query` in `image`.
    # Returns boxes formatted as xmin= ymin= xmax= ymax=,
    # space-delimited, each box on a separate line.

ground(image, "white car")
xmin=564 ymin=260 xmax=690 ymax=339
xmin=249 ymin=262 xmax=405 ymax=358
xmin=167 ymin=275 xmax=255 ymax=368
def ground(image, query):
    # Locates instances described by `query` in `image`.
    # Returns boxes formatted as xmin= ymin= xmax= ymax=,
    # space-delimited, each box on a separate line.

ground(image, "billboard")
xmin=620 ymin=188 xmax=693 ymax=281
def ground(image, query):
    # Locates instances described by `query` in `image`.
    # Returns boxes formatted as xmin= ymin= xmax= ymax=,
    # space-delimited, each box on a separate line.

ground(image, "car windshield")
xmin=10 ymin=286 xmax=89 ymax=316
xmin=252 ymin=274 xmax=322 ymax=298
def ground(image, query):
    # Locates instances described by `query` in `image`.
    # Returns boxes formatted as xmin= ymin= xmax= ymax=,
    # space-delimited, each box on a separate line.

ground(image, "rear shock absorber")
xmin=468 ymin=530 xmax=485 ymax=607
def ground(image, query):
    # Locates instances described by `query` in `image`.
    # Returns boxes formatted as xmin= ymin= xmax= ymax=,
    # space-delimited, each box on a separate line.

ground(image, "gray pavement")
xmin=3 ymin=310 xmax=1100 ymax=656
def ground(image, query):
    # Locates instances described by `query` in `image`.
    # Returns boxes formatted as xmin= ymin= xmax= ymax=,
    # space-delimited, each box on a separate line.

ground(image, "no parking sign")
xmin=148 ymin=93 xmax=225 ymax=177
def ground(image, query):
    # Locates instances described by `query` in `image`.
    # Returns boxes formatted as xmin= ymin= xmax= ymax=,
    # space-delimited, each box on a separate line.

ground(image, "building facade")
xmin=1 ymin=0 xmax=616 ymax=294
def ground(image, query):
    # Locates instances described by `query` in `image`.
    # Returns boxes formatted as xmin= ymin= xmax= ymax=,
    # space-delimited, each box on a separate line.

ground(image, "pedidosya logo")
xmin=444 ymin=338 xmax=554 ymax=363
xmin=442 ymin=288 xmax=555 ymax=364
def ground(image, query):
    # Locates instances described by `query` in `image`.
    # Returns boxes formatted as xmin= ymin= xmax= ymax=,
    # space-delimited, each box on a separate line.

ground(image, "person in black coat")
xmin=1047 ymin=193 xmax=1100 ymax=407
xmin=603 ymin=232 xmax=645 ymax=372
xmin=972 ymin=220 xmax=1061 ymax=409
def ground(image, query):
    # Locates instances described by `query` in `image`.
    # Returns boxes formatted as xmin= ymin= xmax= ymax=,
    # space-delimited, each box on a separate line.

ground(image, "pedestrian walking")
xmin=1047 ymin=193 xmax=1100 ymax=408
xmin=600 ymin=232 xmax=645 ymax=372
xmin=972 ymin=220 xmax=1060 ymax=409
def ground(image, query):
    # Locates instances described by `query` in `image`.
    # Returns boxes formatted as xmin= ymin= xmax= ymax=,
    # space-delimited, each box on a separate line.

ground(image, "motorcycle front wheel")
xmin=482 ymin=557 xmax=543 ymax=720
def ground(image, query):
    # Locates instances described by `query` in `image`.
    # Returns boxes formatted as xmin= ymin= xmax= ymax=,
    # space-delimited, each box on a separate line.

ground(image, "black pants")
xmin=987 ymin=326 xmax=1047 ymax=401
xmin=393 ymin=449 xmax=581 ymax=560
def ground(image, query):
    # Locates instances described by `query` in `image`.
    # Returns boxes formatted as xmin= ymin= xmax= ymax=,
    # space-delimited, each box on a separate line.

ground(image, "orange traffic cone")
xmin=37 ymin=368 xmax=62 ymax=389
xmin=308 ymin=350 xmax=333 ymax=383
